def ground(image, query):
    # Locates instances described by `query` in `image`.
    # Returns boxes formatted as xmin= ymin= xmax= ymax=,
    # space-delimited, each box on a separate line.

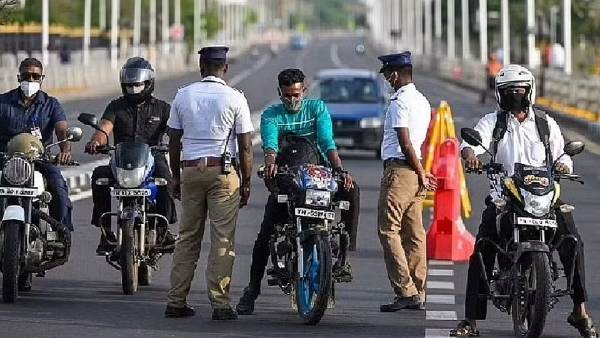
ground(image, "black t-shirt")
xmin=102 ymin=97 xmax=170 ymax=146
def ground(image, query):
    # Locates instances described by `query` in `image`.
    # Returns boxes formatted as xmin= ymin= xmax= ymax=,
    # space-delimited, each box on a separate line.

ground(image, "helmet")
xmin=495 ymin=64 xmax=536 ymax=107
xmin=120 ymin=57 xmax=155 ymax=104
xmin=6 ymin=133 xmax=44 ymax=159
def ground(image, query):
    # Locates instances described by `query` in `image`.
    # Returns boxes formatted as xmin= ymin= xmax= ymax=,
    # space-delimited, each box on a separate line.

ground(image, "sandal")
xmin=450 ymin=320 xmax=480 ymax=337
xmin=568 ymin=313 xmax=599 ymax=338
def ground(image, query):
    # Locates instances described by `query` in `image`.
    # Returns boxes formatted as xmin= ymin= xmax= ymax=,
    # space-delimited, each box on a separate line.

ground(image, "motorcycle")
xmin=0 ymin=127 xmax=82 ymax=303
xmin=78 ymin=113 xmax=173 ymax=295
xmin=461 ymin=127 xmax=586 ymax=337
xmin=258 ymin=163 xmax=352 ymax=325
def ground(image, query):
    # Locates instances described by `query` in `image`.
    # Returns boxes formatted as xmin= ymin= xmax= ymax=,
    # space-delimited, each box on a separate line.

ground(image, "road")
xmin=0 ymin=36 xmax=598 ymax=338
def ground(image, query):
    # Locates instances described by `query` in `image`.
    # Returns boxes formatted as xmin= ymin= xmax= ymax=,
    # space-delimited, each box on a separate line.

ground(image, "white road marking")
xmin=229 ymin=54 xmax=270 ymax=87
xmin=428 ymin=269 xmax=454 ymax=277
xmin=428 ymin=260 xmax=455 ymax=266
xmin=70 ymin=189 xmax=93 ymax=202
xmin=425 ymin=328 xmax=451 ymax=337
xmin=426 ymin=281 xmax=455 ymax=290
xmin=426 ymin=294 xmax=456 ymax=305
xmin=426 ymin=310 xmax=457 ymax=321
xmin=330 ymin=44 xmax=346 ymax=68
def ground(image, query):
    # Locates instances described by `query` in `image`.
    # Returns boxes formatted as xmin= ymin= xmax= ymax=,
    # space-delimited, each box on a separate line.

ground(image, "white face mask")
xmin=125 ymin=84 xmax=145 ymax=94
xmin=20 ymin=81 xmax=40 ymax=97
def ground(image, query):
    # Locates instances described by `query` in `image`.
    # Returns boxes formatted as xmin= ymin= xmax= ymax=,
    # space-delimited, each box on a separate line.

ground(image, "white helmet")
xmin=494 ymin=64 xmax=536 ymax=107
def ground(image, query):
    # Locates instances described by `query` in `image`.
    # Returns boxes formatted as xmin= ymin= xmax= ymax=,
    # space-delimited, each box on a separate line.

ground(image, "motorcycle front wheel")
xmin=2 ymin=221 xmax=21 ymax=303
xmin=295 ymin=234 xmax=332 ymax=325
xmin=120 ymin=220 xmax=139 ymax=295
xmin=512 ymin=252 xmax=551 ymax=337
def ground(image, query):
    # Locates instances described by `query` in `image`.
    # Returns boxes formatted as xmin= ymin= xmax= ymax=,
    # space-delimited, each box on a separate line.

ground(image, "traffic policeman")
xmin=377 ymin=52 xmax=437 ymax=312
xmin=165 ymin=46 xmax=254 ymax=321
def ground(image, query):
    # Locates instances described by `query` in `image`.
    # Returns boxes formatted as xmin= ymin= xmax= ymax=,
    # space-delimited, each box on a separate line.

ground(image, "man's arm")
xmin=547 ymin=115 xmax=573 ymax=173
xmin=54 ymin=120 xmax=72 ymax=164
xmin=260 ymin=111 xmax=280 ymax=178
xmin=396 ymin=127 xmax=436 ymax=191
xmin=237 ymin=132 xmax=253 ymax=207
xmin=168 ymin=128 xmax=183 ymax=200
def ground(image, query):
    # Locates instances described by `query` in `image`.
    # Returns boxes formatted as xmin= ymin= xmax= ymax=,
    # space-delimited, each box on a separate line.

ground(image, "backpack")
xmin=276 ymin=134 xmax=322 ymax=167
xmin=491 ymin=108 xmax=553 ymax=165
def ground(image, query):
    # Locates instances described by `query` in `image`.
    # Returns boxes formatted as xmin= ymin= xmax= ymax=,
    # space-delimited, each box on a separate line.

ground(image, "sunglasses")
xmin=20 ymin=72 xmax=44 ymax=81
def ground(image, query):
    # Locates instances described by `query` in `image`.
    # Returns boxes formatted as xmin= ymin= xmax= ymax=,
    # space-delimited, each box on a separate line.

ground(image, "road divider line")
xmin=229 ymin=53 xmax=270 ymax=87
xmin=428 ymin=269 xmax=454 ymax=277
xmin=330 ymin=44 xmax=346 ymax=68
xmin=426 ymin=294 xmax=456 ymax=305
xmin=427 ymin=281 xmax=455 ymax=290
xmin=425 ymin=328 xmax=452 ymax=337
xmin=426 ymin=310 xmax=457 ymax=321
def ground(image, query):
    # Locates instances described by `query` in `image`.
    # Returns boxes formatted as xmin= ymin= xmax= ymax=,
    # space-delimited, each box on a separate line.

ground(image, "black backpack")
xmin=276 ymin=134 xmax=323 ymax=167
xmin=491 ymin=108 xmax=553 ymax=165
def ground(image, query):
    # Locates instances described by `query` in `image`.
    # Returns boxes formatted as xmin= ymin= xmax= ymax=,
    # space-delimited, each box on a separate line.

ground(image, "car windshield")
xmin=315 ymin=77 xmax=380 ymax=103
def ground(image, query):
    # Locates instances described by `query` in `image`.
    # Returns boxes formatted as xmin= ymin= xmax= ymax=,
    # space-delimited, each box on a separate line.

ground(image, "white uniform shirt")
xmin=381 ymin=83 xmax=432 ymax=161
xmin=459 ymin=110 xmax=572 ymax=176
xmin=168 ymin=76 xmax=254 ymax=160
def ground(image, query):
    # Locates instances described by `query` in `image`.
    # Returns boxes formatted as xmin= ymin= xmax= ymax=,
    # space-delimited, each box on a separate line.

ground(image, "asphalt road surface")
xmin=0 ymin=36 xmax=598 ymax=338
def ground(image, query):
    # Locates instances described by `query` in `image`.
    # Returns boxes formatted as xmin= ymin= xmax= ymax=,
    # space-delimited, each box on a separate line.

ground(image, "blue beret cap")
xmin=378 ymin=51 xmax=412 ymax=73
xmin=198 ymin=46 xmax=229 ymax=60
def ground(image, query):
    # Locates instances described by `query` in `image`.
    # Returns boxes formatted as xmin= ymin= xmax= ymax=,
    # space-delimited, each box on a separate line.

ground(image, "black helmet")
xmin=120 ymin=57 xmax=155 ymax=104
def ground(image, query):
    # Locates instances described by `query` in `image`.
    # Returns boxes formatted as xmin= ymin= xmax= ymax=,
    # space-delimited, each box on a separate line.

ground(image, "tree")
xmin=0 ymin=0 xmax=18 ymax=24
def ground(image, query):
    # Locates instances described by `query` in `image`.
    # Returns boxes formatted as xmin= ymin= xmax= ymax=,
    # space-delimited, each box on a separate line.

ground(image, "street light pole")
xmin=162 ymin=0 xmax=170 ymax=55
xmin=479 ymin=0 xmax=487 ymax=64
xmin=110 ymin=0 xmax=120 ymax=69
xmin=461 ymin=0 xmax=470 ymax=59
xmin=563 ymin=0 xmax=572 ymax=74
xmin=100 ymin=0 xmax=107 ymax=31
xmin=527 ymin=0 xmax=535 ymax=68
xmin=501 ymin=0 xmax=510 ymax=64
xmin=435 ymin=0 xmax=441 ymax=55
xmin=150 ymin=0 xmax=157 ymax=54
xmin=447 ymin=0 xmax=455 ymax=59
xmin=424 ymin=0 xmax=432 ymax=55
xmin=84 ymin=0 xmax=92 ymax=65
xmin=41 ymin=0 xmax=49 ymax=65
xmin=134 ymin=0 xmax=141 ymax=56
xmin=416 ymin=0 xmax=423 ymax=54
xmin=194 ymin=0 xmax=200 ymax=53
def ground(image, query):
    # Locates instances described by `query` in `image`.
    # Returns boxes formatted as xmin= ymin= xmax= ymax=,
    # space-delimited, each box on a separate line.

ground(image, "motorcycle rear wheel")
xmin=121 ymin=221 xmax=139 ymax=295
xmin=296 ymin=234 xmax=332 ymax=325
xmin=512 ymin=252 xmax=551 ymax=337
xmin=2 ymin=221 xmax=21 ymax=303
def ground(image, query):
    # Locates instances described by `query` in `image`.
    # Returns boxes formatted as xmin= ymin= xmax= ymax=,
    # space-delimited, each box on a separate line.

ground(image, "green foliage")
xmin=202 ymin=7 xmax=221 ymax=40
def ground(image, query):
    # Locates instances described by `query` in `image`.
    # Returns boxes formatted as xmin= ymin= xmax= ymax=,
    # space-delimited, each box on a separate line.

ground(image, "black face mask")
xmin=122 ymin=80 xmax=154 ymax=105
xmin=499 ymin=92 xmax=529 ymax=112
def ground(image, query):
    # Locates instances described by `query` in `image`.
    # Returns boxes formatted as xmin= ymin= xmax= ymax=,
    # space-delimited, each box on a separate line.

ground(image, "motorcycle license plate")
xmin=110 ymin=188 xmax=150 ymax=197
xmin=516 ymin=217 xmax=557 ymax=228
xmin=295 ymin=208 xmax=335 ymax=220
xmin=0 ymin=187 xmax=37 ymax=197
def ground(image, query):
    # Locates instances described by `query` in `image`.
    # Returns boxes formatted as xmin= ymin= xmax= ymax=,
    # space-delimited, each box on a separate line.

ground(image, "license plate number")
xmin=517 ymin=217 xmax=557 ymax=228
xmin=0 ymin=187 xmax=37 ymax=197
xmin=295 ymin=208 xmax=335 ymax=220
xmin=335 ymin=137 xmax=354 ymax=147
xmin=111 ymin=189 xmax=150 ymax=197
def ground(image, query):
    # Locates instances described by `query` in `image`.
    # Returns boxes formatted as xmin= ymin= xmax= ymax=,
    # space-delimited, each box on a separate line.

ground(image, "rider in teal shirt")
xmin=261 ymin=98 xmax=336 ymax=162
xmin=236 ymin=69 xmax=360 ymax=316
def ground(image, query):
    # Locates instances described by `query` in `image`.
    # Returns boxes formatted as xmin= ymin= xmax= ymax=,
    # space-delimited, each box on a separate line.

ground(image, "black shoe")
xmin=236 ymin=287 xmax=259 ymax=315
xmin=165 ymin=304 xmax=195 ymax=318
xmin=96 ymin=232 xmax=116 ymax=255
xmin=212 ymin=306 xmax=238 ymax=320
xmin=18 ymin=273 xmax=32 ymax=292
xmin=380 ymin=295 xmax=422 ymax=312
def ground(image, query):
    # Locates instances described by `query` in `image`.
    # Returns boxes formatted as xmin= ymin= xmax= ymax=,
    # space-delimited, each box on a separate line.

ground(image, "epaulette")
xmin=232 ymin=87 xmax=244 ymax=94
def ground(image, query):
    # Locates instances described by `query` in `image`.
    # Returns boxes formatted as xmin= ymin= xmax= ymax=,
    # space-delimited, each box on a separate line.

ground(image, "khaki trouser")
xmin=167 ymin=166 xmax=240 ymax=309
xmin=377 ymin=162 xmax=427 ymax=300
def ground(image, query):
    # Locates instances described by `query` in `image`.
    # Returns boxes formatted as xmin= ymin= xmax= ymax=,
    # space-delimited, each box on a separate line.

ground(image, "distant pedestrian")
xmin=480 ymin=54 xmax=501 ymax=104
xmin=376 ymin=51 xmax=437 ymax=312
xmin=164 ymin=46 xmax=254 ymax=320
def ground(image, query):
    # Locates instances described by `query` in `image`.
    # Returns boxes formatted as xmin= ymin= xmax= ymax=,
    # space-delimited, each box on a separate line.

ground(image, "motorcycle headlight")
xmin=305 ymin=189 xmax=331 ymax=207
xmin=2 ymin=157 xmax=33 ymax=185
xmin=521 ymin=189 xmax=554 ymax=217
xmin=116 ymin=167 xmax=146 ymax=188
xmin=360 ymin=117 xmax=382 ymax=128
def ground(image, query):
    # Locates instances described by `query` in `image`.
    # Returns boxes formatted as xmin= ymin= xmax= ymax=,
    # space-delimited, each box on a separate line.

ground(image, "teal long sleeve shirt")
xmin=260 ymin=99 xmax=337 ymax=159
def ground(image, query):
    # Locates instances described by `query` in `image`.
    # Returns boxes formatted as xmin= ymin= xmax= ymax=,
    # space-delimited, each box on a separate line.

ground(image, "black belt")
xmin=383 ymin=158 xmax=410 ymax=169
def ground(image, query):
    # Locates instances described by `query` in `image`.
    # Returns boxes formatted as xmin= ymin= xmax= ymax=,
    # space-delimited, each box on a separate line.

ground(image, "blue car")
xmin=311 ymin=69 xmax=386 ymax=157
xmin=290 ymin=35 xmax=307 ymax=50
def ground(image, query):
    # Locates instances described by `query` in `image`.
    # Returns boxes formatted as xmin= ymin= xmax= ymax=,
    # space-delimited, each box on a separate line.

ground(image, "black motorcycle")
xmin=78 ymin=113 xmax=173 ymax=295
xmin=0 ymin=128 xmax=82 ymax=303
xmin=258 ymin=163 xmax=352 ymax=325
xmin=462 ymin=127 xmax=586 ymax=337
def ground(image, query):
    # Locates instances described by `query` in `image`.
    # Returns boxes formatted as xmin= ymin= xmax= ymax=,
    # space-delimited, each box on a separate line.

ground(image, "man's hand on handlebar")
xmin=462 ymin=148 xmax=482 ymax=172
xmin=554 ymin=162 xmax=571 ymax=175
xmin=55 ymin=151 xmax=72 ymax=165
xmin=265 ymin=163 xmax=279 ymax=179
xmin=85 ymin=140 xmax=100 ymax=154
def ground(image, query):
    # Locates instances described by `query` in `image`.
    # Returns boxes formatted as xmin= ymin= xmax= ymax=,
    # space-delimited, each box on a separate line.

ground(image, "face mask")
xmin=20 ymin=81 xmax=40 ymax=97
xmin=281 ymin=96 xmax=303 ymax=112
xmin=125 ymin=84 xmax=145 ymax=94
xmin=384 ymin=72 xmax=397 ymax=93
xmin=499 ymin=92 xmax=529 ymax=112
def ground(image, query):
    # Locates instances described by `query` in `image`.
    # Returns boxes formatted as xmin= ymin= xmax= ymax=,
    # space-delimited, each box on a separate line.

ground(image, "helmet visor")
xmin=120 ymin=68 xmax=154 ymax=84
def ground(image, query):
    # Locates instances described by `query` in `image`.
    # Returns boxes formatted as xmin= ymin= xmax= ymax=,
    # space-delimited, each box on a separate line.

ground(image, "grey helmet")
xmin=120 ymin=57 xmax=155 ymax=103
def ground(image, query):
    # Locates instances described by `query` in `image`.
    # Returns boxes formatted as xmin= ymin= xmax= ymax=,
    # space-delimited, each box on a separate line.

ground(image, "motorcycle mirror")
xmin=257 ymin=164 xmax=265 ymax=179
xmin=564 ymin=141 xmax=585 ymax=157
xmin=67 ymin=127 xmax=83 ymax=142
xmin=461 ymin=128 xmax=483 ymax=147
xmin=77 ymin=113 xmax=99 ymax=129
